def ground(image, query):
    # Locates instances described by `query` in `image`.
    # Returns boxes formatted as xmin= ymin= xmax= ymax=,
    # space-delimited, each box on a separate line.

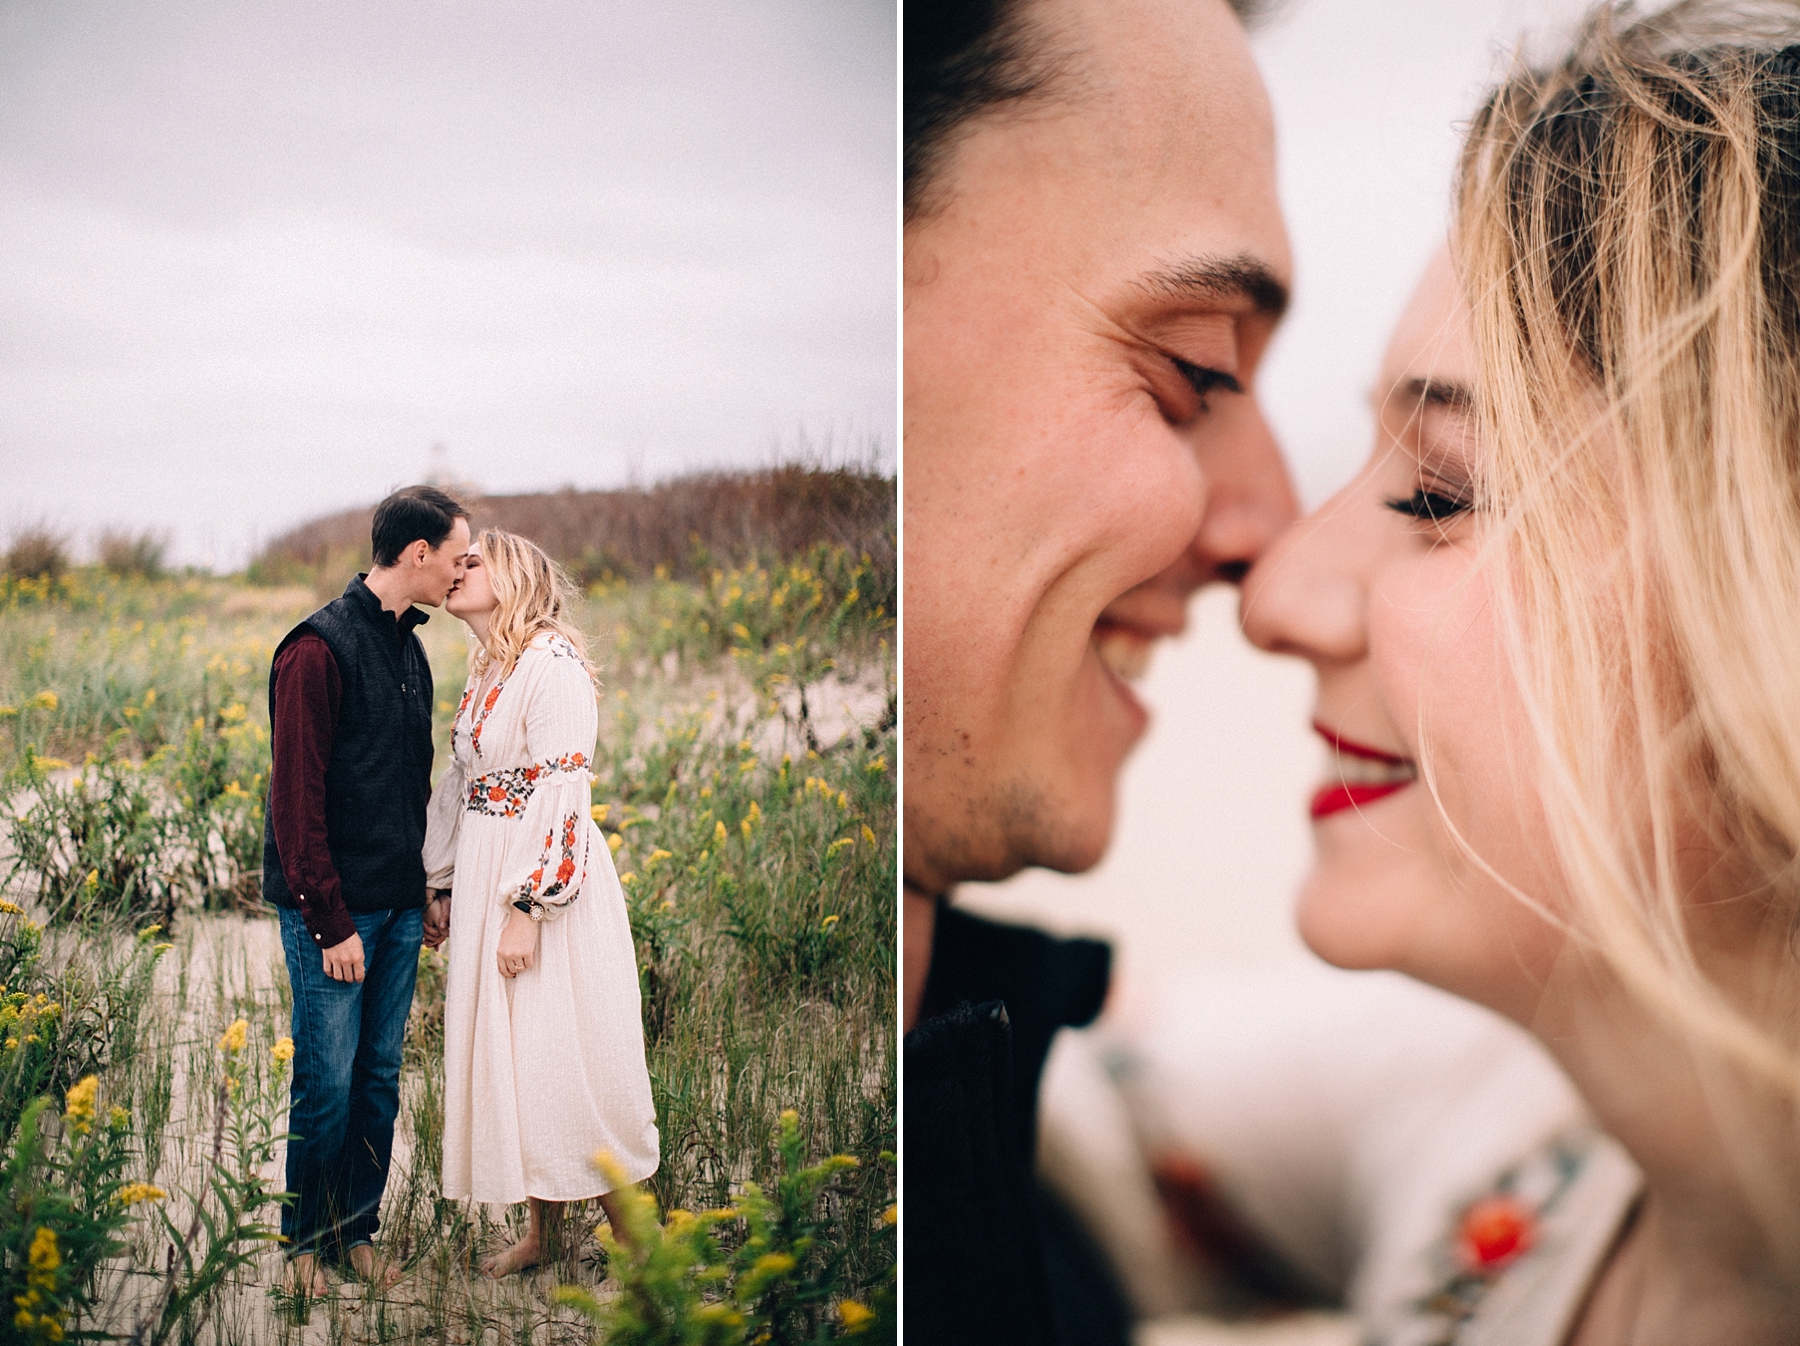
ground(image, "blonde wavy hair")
xmin=468 ymin=529 xmax=596 ymax=684
xmin=1453 ymin=0 xmax=1800 ymax=1102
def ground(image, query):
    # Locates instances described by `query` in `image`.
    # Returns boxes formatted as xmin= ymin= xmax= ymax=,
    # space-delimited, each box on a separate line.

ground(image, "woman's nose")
xmin=1241 ymin=478 xmax=1370 ymax=667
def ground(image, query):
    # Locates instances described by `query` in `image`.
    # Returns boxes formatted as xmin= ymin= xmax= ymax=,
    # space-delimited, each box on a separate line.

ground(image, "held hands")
xmin=422 ymin=889 xmax=452 ymax=949
xmin=497 ymin=908 xmax=538 ymax=979
xmin=321 ymin=931 xmax=367 ymax=982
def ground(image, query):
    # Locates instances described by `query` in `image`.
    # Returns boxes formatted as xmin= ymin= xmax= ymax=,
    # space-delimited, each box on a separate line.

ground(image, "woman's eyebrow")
xmin=1399 ymin=376 xmax=1474 ymax=412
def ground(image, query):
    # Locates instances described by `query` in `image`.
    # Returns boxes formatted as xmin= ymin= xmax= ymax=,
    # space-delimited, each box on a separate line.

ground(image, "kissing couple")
xmin=262 ymin=485 xmax=657 ymax=1296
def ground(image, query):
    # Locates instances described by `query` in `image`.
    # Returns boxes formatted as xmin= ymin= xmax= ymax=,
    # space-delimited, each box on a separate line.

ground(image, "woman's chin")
xmin=1293 ymin=869 xmax=1415 ymax=973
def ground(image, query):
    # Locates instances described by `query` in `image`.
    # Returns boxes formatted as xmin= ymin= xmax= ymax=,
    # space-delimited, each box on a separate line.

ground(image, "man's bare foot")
xmin=281 ymin=1253 xmax=330 ymax=1297
xmin=343 ymin=1243 xmax=404 ymax=1289
xmin=480 ymin=1234 xmax=543 ymax=1278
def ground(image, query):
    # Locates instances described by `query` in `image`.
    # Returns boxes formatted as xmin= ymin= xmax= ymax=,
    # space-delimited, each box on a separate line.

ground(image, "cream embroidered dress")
xmin=424 ymin=632 xmax=659 ymax=1204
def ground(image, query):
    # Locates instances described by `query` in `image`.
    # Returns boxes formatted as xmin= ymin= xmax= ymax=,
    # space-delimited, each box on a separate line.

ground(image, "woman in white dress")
xmin=423 ymin=528 xmax=659 ymax=1276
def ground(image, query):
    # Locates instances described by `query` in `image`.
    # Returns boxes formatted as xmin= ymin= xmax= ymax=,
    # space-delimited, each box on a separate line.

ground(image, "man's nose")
xmin=1189 ymin=398 xmax=1300 ymax=584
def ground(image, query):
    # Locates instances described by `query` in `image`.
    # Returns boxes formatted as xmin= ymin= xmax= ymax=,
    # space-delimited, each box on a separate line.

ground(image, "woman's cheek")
xmin=1370 ymin=549 xmax=1517 ymax=856
xmin=1373 ymin=548 xmax=1567 ymax=941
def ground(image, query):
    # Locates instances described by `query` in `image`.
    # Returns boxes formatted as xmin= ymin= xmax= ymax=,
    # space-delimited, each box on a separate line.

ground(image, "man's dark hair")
xmin=370 ymin=485 xmax=469 ymax=568
xmin=905 ymin=0 xmax=1271 ymax=221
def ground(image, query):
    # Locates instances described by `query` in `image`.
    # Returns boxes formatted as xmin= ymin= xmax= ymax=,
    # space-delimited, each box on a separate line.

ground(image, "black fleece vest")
xmin=262 ymin=575 xmax=435 ymax=912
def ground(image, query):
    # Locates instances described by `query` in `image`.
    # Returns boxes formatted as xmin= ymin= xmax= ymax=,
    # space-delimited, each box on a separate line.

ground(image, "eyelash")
xmin=1170 ymin=355 xmax=1242 ymax=413
xmin=1384 ymin=487 xmax=1474 ymax=523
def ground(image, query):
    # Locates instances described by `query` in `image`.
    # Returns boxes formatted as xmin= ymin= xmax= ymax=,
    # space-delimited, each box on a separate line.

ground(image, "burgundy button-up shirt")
xmin=268 ymin=631 xmax=358 ymax=949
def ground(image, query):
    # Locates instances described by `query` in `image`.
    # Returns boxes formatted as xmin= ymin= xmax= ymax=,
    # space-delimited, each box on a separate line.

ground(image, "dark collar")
xmin=346 ymin=573 xmax=430 ymax=637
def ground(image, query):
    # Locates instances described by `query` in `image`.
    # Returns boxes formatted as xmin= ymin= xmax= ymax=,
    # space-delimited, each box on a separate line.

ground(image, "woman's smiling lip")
xmin=1310 ymin=721 xmax=1418 ymax=819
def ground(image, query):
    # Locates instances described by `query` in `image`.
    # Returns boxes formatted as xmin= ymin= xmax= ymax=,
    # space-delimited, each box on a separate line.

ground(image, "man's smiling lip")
xmin=1310 ymin=721 xmax=1418 ymax=819
xmin=1091 ymin=615 xmax=1179 ymax=685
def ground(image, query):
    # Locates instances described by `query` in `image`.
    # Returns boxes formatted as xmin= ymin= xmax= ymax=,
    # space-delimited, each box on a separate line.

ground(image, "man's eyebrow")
xmin=1136 ymin=253 xmax=1289 ymax=319
xmin=1397 ymin=376 xmax=1475 ymax=412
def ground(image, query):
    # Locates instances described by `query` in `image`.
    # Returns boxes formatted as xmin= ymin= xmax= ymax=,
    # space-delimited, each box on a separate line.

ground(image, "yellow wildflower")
xmin=27 ymin=1226 xmax=58 ymax=1272
xmin=218 ymin=1019 xmax=248 ymax=1054
xmin=0 ymin=902 xmax=22 ymax=917
xmin=620 ymin=873 xmax=636 ymax=885
xmin=271 ymin=1037 xmax=295 ymax=1064
xmin=747 ymin=800 xmax=762 ymax=824
xmin=821 ymin=914 xmax=840 ymax=933
xmin=83 ymin=870 xmax=98 ymax=891
xmin=109 ymin=1105 xmax=130 ymax=1129
xmin=115 ymin=1183 xmax=168 ymax=1207
xmin=882 ymin=1204 xmax=898 ymax=1227
xmin=699 ymin=785 xmax=712 ymax=799
xmin=0 ymin=707 xmax=15 ymax=720
xmin=714 ymin=820 xmax=728 ymax=844
xmin=741 ymin=819 xmax=753 ymax=839
xmin=590 ymin=803 xmax=609 ymax=825
xmin=866 ymin=756 xmax=887 ymax=774
xmin=751 ymin=1252 xmax=796 ymax=1278
xmin=142 ymin=688 xmax=155 ymax=706
xmin=219 ymin=702 xmax=247 ymax=723
xmin=861 ymin=824 xmax=878 ymax=847
xmin=838 ymin=1300 xmax=876 ymax=1333
xmin=646 ymin=849 xmax=672 ymax=870
xmin=28 ymin=690 xmax=57 ymax=712
xmin=607 ymin=833 xmax=624 ymax=853
xmin=63 ymin=1076 xmax=98 ymax=1127
xmin=826 ymin=838 xmax=853 ymax=858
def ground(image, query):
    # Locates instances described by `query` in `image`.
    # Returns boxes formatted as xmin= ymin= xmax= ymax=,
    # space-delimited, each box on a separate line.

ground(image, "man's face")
xmin=415 ymin=517 xmax=471 ymax=606
xmin=903 ymin=0 xmax=1296 ymax=891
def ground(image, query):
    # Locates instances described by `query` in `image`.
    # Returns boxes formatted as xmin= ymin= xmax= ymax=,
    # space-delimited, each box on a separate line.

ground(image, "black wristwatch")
xmin=512 ymin=898 xmax=546 ymax=922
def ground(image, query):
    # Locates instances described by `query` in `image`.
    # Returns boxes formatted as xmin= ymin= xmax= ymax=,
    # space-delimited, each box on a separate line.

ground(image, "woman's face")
xmin=445 ymin=546 xmax=496 ymax=622
xmin=1242 ymin=251 xmax=1567 ymax=1022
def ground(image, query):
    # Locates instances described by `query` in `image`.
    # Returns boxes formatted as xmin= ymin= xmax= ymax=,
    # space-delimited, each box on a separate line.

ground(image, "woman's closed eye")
xmin=1384 ymin=486 xmax=1474 ymax=523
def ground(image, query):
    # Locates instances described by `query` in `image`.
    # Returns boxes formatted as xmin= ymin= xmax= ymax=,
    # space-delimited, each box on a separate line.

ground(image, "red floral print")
xmin=464 ymin=752 xmax=591 ymax=818
xmin=1457 ymin=1196 xmax=1535 ymax=1271
xmin=470 ymin=678 xmax=508 ymax=757
xmin=517 ymin=810 xmax=583 ymax=907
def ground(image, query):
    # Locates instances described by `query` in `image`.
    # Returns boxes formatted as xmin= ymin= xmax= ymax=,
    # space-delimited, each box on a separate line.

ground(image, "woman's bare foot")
xmin=344 ymin=1243 xmax=405 ymax=1289
xmin=281 ymin=1253 xmax=330 ymax=1297
xmin=480 ymin=1234 xmax=543 ymax=1278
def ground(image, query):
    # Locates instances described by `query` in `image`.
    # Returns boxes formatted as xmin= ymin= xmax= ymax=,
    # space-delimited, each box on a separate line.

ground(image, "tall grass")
xmin=248 ymin=464 xmax=896 ymax=598
xmin=0 ymin=548 xmax=894 ymax=1340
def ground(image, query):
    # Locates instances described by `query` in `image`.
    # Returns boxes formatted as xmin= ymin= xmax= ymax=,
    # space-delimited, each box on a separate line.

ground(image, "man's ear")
xmin=409 ymin=539 xmax=431 ymax=568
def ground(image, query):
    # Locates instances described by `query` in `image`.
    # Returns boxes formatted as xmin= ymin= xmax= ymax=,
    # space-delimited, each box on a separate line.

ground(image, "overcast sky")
xmin=0 ymin=0 xmax=895 ymax=569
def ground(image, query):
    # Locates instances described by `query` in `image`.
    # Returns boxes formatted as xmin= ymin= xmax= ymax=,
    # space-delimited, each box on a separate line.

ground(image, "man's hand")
xmin=422 ymin=890 xmax=451 ymax=949
xmin=321 ymin=931 xmax=366 ymax=982
xmin=497 ymin=909 xmax=538 ymax=979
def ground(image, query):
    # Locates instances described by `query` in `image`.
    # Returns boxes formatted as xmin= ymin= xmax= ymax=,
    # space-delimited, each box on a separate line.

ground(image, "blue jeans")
xmin=277 ymin=904 xmax=422 ymax=1260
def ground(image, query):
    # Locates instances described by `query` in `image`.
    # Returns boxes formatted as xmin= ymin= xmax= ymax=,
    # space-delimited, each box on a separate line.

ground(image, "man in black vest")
xmin=264 ymin=485 xmax=469 ymax=1295
xmin=904 ymin=0 xmax=1297 ymax=1340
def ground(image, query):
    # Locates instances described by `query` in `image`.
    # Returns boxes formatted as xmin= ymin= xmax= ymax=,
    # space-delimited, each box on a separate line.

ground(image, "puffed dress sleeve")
xmin=494 ymin=645 xmax=598 ymax=920
xmin=423 ymin=679 xmax=474 ymax=890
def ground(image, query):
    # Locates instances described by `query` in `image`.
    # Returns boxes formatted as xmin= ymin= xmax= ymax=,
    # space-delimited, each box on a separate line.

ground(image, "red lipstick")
xmin=1310 ymin=722 xmax=1416 ymax=820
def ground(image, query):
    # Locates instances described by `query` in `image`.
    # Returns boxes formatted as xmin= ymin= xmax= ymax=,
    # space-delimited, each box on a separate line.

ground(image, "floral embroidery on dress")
xmin=450 ymin=686 xmax=473 ymax=741
xmin=464 ymin=752 xmax=590 ymax=817
xmin=520 ymin=810 xmax=583 ymax=906
xmin=543 ymin=635 xmax=584 ymax=662
xmin=470 ymin=676 xmax=510 ymax=757
xmin=1408 ymin=1131 xmax=1591 ymax=1344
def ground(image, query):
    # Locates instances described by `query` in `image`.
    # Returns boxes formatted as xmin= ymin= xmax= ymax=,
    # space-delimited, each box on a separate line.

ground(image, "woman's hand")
xmin=497 ymin=908 xmax=539 ymax=979
xmin=422 ymin=890 xmax=452 ymax=949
